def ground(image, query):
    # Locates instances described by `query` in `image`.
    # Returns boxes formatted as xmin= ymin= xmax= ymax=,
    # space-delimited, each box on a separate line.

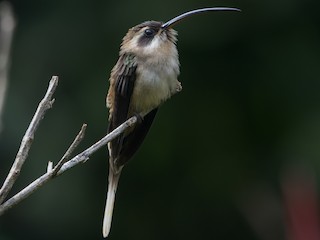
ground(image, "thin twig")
xmin=0 ymin=76 xmax=59 ymax=204
xmin=0 ymin=116 xmax=137 ymax=216
xmin=51 ymin=123 xmax=87 ymax=175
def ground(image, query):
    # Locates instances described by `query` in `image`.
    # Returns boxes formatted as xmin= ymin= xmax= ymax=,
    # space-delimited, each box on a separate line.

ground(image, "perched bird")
xmin=103 ymin=7 xmax=240 ymax=237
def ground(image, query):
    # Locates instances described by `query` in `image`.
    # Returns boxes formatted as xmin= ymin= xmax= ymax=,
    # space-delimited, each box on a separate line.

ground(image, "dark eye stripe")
xmin=138 ymin=27 xmax=159 ymax=47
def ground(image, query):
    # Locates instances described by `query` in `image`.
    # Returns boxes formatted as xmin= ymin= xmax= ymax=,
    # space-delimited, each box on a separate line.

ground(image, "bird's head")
xmin=120 ymin=20 xmax=177 ymax=58
xmin=119 ymin=7 xmax=241 ymax=58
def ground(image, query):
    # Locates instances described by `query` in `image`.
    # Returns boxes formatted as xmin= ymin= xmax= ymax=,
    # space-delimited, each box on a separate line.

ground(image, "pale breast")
xmin=129 ymin=58 xmax=180 ymax=116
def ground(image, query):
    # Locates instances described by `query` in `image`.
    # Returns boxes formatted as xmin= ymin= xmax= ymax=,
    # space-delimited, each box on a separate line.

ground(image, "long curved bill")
xmin=161 ymin=7 xmax=241 ymax=29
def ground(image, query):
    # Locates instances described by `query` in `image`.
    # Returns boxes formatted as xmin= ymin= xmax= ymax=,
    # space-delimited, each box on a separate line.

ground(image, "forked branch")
xmin=0 ymin=76 xmax=137 ymax=216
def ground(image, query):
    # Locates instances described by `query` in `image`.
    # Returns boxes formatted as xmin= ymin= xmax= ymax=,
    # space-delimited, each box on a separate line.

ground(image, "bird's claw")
xmin=133 ymin=113 xmax=143 ymax=124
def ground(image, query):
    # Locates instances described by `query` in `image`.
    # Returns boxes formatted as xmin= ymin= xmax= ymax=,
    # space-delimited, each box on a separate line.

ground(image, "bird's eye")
xmin=144 ymin=28 xmax=155 ymax=37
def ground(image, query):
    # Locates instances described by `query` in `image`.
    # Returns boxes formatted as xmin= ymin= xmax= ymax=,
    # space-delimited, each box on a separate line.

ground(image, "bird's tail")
xmin=102 ymin=166 xmax=122 ymax=238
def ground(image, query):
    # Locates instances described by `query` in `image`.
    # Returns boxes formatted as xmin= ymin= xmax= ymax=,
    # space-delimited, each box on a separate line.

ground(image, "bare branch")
xmin=0 ymin=76 xmax=59 ymax=204
xmin=0 ymin=74 xmax=137 ymax=217
xmin=0 ymin=1 xmax=16 ymax=131
xmin=0 ymin=116 xmax=137 ymax=216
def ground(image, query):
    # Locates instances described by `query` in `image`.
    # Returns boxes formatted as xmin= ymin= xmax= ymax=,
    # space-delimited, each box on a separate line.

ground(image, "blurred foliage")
xmin=1 ymin=0 xmax=320 ymax=239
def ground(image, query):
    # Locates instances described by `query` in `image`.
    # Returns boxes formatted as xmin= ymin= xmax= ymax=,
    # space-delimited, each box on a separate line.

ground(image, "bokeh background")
xmin=1 ymin=0 xmax=320 ymax=239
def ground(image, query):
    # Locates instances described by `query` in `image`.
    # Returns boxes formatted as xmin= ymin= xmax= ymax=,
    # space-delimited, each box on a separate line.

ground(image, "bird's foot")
xmin=132 ymin=113 xmax=143 ymax=124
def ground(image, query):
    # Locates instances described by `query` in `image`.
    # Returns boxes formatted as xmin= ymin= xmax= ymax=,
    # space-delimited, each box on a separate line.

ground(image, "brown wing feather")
xmin=107 ymin=54 xmax=158 ymax=169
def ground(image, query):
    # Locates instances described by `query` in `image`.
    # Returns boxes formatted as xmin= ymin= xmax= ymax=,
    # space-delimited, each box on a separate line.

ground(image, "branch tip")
xmin=47 ymin=161 xmax=53 ymax=173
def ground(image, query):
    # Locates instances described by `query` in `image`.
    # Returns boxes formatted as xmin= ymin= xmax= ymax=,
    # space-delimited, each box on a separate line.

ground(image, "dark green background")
xmin=1 ymin=0 xmax=320 ymax=239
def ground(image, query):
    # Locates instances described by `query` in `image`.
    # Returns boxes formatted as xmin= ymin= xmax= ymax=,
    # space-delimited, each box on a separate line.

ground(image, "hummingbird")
xmin=103 ymin=7 xmax=240 ymax=237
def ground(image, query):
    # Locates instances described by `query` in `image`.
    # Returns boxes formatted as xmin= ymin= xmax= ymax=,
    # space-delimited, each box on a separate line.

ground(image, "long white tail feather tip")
xmin=102 ymin=189 xmax=115 ymax=238
xmin=102 ymin=169 xmax=121 ymax=238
